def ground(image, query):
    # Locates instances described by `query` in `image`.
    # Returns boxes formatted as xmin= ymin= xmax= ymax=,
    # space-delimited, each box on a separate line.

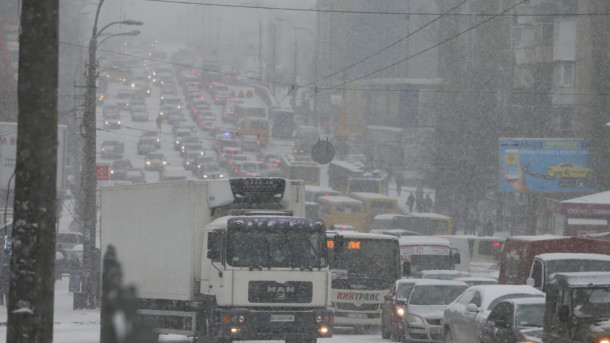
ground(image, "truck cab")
xmin=544 ymin=272 xmax=610 ymax=343
xmin=527 ymin=253 xmax=610 ymax=292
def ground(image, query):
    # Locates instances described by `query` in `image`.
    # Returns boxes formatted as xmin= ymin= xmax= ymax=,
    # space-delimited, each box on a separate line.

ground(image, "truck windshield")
xmin=572 ymin=287 xmax=610 ymax=318
xmin=227 ymin=230 xmax=328 ymax=269
xmin=546 ymin=260 xmax=610 ymax=277
xmin=328 ymin=239 xmax=399 ymax=290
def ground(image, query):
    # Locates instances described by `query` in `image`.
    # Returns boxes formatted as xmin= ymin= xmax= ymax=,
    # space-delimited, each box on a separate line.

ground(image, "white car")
xmin=443 ymin=285 xmax=544 ymax=343
xmin=401 ymin=280 xmax=468 ymax=342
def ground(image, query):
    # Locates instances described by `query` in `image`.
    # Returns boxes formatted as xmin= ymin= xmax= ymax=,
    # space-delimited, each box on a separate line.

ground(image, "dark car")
xmin=137 ymin=137 xmax=157 ymax=155
xmin=479 ymin=297 xmax=545 ymax=343
xmin=101 ymin=140 xmax=124 ymax=159
xmin=381 ymin=279 xmax=417 ymax=340
xmin=124 ymin=168 xmax=146 ymax=184
xmin=144 ymin=153 xmax=168 ymax=171
xmin=141 ymin=130 xmax=161 ymax=148
xmin=109 ymin=159 xmax=133 ymax=179
xmin=102 ymin=111 xmax=122 ymax=130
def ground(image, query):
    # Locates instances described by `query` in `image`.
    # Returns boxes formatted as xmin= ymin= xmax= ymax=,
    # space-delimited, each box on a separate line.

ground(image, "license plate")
xmin=347 ymin=313 xmax=368 ymax=319
xmin=430 ymin=327 xmax=443 ymax=335
xmin=270 ymin=314 xmax=295 ymax=322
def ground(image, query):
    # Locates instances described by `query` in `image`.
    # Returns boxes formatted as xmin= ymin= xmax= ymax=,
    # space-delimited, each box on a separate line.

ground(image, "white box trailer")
xmin=101 ymin=178 xmax=333 ymax=343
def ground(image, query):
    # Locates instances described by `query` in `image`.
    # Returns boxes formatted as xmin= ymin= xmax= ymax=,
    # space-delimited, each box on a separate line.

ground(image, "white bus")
xmin=327 ymin=231 xmax=401 ymax=333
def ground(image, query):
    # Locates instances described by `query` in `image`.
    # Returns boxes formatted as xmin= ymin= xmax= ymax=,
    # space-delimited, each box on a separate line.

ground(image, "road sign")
xmin=96 ymin=164 xmax=109 ymax=181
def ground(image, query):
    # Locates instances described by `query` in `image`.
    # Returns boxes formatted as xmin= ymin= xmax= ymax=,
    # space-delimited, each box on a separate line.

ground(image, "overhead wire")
xmin=143 ymin=0 xmax=610 ymax=17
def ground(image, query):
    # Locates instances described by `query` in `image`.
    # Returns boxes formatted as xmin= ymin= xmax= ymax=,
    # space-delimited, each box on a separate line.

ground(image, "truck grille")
xmin=249 ymin=281 xmax=313 ymax=303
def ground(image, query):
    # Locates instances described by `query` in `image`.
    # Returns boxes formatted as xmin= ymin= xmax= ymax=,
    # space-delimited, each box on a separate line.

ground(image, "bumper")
xmin=215 ymin=308 xmax=333 ymax=341
xmin=333 ymin=310 xmax=381 ymax=327
xmin=403 ymin=324 xmax=444 ymax=342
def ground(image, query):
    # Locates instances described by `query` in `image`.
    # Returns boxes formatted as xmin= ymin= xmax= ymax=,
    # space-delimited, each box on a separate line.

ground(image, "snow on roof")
xmin=441 ymin=235 xmax=506 ymax=242
xmin=509 ymin=234 xmax=569 ymax=242
xmin=567 ymin=218 xmax=608 ymax=226
xmin=420 ymin=270 xmax=461 ymax=275
xmin=304 ymin=185 xmax=339 ymax=194
xmin=407 ymin=212 xmax=451 ymax=220
xmin=317 ymin=196 xmax=363 ymax=204
xmin=411 ymin=279 xmax=468 ymax=287
xmin=504 ymin=297 xmax=546 ymax=306
xmin=466 ymin=285 xmax=544 ymax=311
xmin=454 ymin=277 xmax=498 ymax=282
xmin=366 ymin=125 xmax=404 ymax=132
xmin=550 ymin=272 xmax=610 ymax=286
xmin=537 ymin=253 xmax=610 ymax=262
xmin=375 ymin=213 xmax=407 ymax=220
xmin=399 ymin=236 xmax=451 ymax=246
xmin=351 ymin=192 xmax=396 ymax=200
xmin=560 ymin=190 xmax=610 ymax=205
xmin=327 ymin=230 xmax=398 ymax=241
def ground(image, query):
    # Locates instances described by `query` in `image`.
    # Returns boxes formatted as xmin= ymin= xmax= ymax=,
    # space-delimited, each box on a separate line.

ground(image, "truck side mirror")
xmin=558 ymin=305 xmax=570 ymax=322
xmin=526 ymin=278 xmax=535 ymax=287
xmin=453 ymin=252 xmax=461 ymax=265
xmin=334 ymin=235 xmax=344 ymax=254
xmin=402 ymin=261 xmax=411 ymax=276
xmin=207 ymin=231 xmax=222 ymax=262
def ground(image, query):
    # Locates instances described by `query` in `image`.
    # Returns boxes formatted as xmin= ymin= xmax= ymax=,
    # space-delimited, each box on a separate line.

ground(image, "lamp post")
xmin=79 ymin=0 xmax=142 ymax=309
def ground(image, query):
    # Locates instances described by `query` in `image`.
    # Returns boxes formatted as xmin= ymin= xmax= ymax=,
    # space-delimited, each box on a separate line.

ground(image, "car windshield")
xmin=514 ymin=303 xmax=545 ymax=328
xmin=227 ymin=230 xmax=327 ymax=268
xmin=398 ymin=283 xmax=415 ymax=299
xmin=148 ymin=154 xmax=164 ymax=160
xmin=408 ymin=285 xmax=467 ymax=305
xmin=572 ymin=287 xmax=610 ymax=318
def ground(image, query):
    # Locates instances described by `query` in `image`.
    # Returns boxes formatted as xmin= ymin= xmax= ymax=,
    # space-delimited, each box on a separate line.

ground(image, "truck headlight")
xmin=405 ymin=313 xmax=424 ymax=325
xmin=146 ymin=161 xmax=151 ymax=165
xmin=598 ymin=339 xmax=610 ymax=343
xmin=238 ymin=315 xmax=245 ymax=323
xmin=319 ymin=326 xmax=329 ymax=335
xmin=203 ymin=174 xmax=208 ymax=178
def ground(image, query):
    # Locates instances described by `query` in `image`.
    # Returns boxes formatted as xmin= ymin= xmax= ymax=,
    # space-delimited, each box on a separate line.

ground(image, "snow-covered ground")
xmin=0 ymin=277 xmax=381 ymax=343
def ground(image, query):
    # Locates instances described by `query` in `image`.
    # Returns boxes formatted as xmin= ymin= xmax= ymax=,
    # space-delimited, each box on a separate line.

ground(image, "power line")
xmin=143 ymin=0 xmax=610 ymax=17
xmin=323 ymin=0 xmax=529 ymax=91
xmin=304 ymin=0 xmax=470 ymax=88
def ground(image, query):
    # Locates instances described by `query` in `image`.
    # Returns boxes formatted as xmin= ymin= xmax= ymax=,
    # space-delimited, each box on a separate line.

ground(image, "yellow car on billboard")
xmin=547 ymin=163 xmax=593 ymax=179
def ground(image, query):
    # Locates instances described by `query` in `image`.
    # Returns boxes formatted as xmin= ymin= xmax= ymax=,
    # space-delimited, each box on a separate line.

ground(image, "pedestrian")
xmin=156 ymin=115 xmax=162 ymax=132
xmin=395 ymin=174 xmax=403 ymax=196
xmin=423 ymin=194 xmax=433 ymax=212
xmin=484 ymin=221 xmax=495 ymax=236
xmin=406 ymin=192 xmax=415 ymax=212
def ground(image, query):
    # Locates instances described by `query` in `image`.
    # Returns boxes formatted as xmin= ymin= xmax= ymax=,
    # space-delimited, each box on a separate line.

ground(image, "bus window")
xmin=336 ymin=204 xmax=361 ymax=214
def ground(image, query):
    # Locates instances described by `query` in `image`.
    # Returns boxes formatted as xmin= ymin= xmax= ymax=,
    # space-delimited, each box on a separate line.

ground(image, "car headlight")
xmin=105 ymin=121 xmax=109 ymax=125
xmin=176 ymin=140 xmax=180 ymax=144
xmin=177 ymin=105 xmax=182 ymax=109
xmin=186 ymin=161 xmax=190 ymax=165
xmin=110 ymin=170 xmax=115 ymax=174
xmin=405 ymin=313 xmax=424 ymax=325
xmin=117 ymin=121 xmax=122 ymax=125
xmin=219 ymin=174 xmax=224 ymax=178
xmin=598 ymin=339 xmax=610 ymax=343
xmin=396 ymin=306 xmax=405 ymax=317
xmin=203 ymin=174 xmax=208 ymax=178
xmin=146 ymin=161 xmax=151 ymax=165
xmin=156 ymin=138 xmax=160 ymax=142
xmin=162 ymin=161 xmax=168 ymax=165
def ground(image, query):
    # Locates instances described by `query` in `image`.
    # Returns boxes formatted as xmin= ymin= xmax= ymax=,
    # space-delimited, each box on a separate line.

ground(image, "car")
xmin=453 ymin=277 xmax=498 ymax=287
xmin=137 ymin=137 xmax=157 ymax=155
xmin=182 ymin=149 xmax=206 ymax=170
xmin=160 ymin=96 xmax=183 ymax=111
xmin=223 ymin=152 xmax=248 ymax=169
xmin=401 ymin=280 xmax=468 ymax=343
xmin=101 ymin=140 xmax=124 ymax=159
xmin=479 ymin=297 xmax=545 ymax=343
xmin=193 ymin=162 xmax=225 ymax=179
xmin=124 ymin=168 xmax=146 ymax=184
xmin=443 ymin=285 xmax=544 ymax=343
xmin=179 ymin=136 xmax=202 ymax=152
xmin=159 ymin=104 xmax=175 ymax=120
xmin=130 ymin=105 xmax=148 ymax=122
xmin=141 ymin=130 xmax=161 ymax=148
xmin=174 ymin=129 xmax=194 ymax=150
xmin=103 ymin=111 xmax=122 ymax=130
xmin=115 ymin=90 xmax=131 ymax=110
xmin=382 ymin=279 xmax=418 ymax=340
xmin=547 ymin=163 xmax=594 ymax=179
xmin=420 ymin=270 xmax=463 ymax=280
xmin=144 ymin=153 xmax=168 ymax=171
xmin=213 ymin=136 xmax=241 ymax=154
xmin=103 ymin=103 xmax=119 ymax=116
xmin=109 ymin=159 xmax=133 ymax=179
xmin=181 ymin=142 xmax=204 ymax=157
xmin=232 ymin=161 xmax=266 ymax=177
xmin=159 ymin=166 xmax=187 ymax=182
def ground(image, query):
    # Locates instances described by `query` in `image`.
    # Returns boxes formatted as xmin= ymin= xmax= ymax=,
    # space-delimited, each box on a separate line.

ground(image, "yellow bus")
xmin=237 ymin=117 xmax=269 ymax=145
xmin=283 ymin=153 xmax=321 ymax=186
xmin=350 ymin=192 xmax=399 ymax=231
xmin=318 ymin=196 xmax=366 ymax=233
xmin=372 ymin=213 xmax=452 ymax=235
xmin=328 ymin=160 xmax=388 ymax=194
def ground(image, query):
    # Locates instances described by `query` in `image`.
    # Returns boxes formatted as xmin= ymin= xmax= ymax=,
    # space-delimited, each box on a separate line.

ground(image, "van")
xmin=350 ymin=192 xmax=399 ymax=230
xmin=317 ymin=196 xmax=365 ymax=232
xmin=399 ymin=236 xmax=461 ymax=278
xmin=440 ymin=235 xmax=505 ymax=275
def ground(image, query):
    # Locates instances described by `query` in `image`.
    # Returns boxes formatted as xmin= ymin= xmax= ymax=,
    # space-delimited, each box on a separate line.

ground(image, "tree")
xmin=7 ymin=0 xmax=59 ymax=341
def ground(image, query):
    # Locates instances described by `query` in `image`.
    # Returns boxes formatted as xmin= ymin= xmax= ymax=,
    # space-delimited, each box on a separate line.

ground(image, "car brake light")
xmin=492 ymin=242 xmax=501 ymax=247
xmin=234 ymin=168 xmax=238 ymax=172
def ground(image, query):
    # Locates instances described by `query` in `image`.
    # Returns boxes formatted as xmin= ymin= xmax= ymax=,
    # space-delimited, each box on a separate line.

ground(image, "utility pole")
xmin=7 ymin=0 xmax=59 ymax=341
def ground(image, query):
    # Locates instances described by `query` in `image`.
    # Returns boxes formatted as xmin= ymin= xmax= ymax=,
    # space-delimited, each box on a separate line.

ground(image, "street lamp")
xmin=97 ymin=30 xmax=141 ymax=48
xmin=78 ymin=0 xmax=142 ymax=309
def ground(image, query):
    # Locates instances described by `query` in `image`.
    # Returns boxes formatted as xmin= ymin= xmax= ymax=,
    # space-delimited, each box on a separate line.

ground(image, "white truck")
xmin=101 ymin=178 xmax=333 ymax=343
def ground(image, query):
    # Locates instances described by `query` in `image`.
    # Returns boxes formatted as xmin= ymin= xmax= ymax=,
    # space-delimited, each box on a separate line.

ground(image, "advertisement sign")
xmin=499 ymin=138 xmax=598 ymax=193
xmin=96 ymin=164 xmax=109 ymax=181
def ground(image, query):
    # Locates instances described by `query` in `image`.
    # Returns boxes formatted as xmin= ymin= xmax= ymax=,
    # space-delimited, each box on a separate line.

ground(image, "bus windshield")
xmin=329 ymin=239 xmax=399 ymax=289
xmin=227 ymin=230 xmax=328 ymax=269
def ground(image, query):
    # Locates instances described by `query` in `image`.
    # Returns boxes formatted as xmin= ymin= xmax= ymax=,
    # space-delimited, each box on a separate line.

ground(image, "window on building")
xmin=537 ymin=23 xmax=553 ymax=45
xmin=559 ymin=62 xmax=575 ymax=87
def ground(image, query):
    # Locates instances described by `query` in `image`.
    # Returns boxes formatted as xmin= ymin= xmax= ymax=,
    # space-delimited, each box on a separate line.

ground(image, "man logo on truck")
xmin=268 ymin=286 xmax=295 ymax=301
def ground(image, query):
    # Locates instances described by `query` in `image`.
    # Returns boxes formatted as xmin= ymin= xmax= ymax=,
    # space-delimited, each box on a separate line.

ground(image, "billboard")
xmin=499 ymin=138 xmax=598 ymax=193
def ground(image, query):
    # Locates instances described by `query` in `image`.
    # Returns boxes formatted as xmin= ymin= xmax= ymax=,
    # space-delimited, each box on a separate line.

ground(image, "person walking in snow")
xmin=406 ymin=192 xmax=415 ymax=212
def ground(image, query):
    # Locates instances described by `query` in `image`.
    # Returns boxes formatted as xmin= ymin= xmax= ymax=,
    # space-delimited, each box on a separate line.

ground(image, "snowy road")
xmin=0 ymin=278 xmax=381 ymax=343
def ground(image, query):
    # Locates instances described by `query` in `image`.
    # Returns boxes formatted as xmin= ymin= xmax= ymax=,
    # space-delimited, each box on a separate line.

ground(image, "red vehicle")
xmin=499 ymin=235 xmax=610 ymax=287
